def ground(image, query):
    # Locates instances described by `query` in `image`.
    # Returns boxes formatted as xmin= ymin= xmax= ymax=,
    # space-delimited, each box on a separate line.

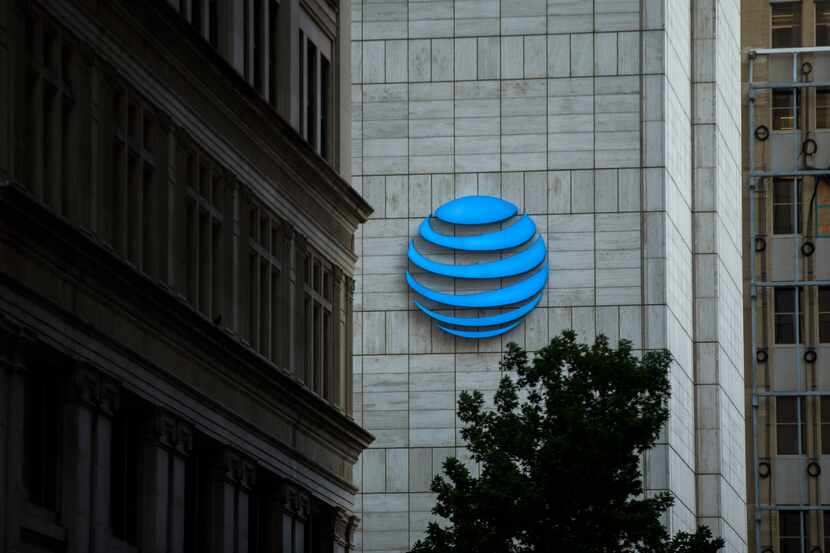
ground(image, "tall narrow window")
xmin=298 ymin=30 xmax=305 ymax=137
xmin=23 ymin=365 xmax=62 ymax=512
xmin=819 ymin=287 xmax=830 ymax=343
xmin=778 ymin=396 xmax=807 ymax=455
xmin=821 ymin=397 xmax=830 ymax=454
xmin=111 ymin=90 xmax=158 ymax=276
xmin=303 ymin=250 xmax=333 ymax=398
xmin=253 ymin=0 xmax=265 ymax=92
xmin=775 ymin=287 xmax=805 ymax=344
xmin=780 ymin=510 xmax=807 ymax=553
xmin=247 ymin=199 xmax=284 ymax=365
xmin=818 ymin=89 xmax=830 ymax=128
xmin=306 ymin=40 xmax=317 ymax=150
xmin=25 ymin=17 xmax=76 ymax=217
xmin=773 ymin=178 xmax=802 ymax=235
xmin=182 ymin=148 xmax=224 ymax=320
xmin=320 ymin=56 xmax=330 ymax=160
xmin=818 ymin=2 xmax=830 ymax=46
xmin=269 ymin=1 xmax=280 ymax=107
xmin=208 ymin=0 xmax=218 ymax=48
xmin=818 ymin=178 xmax=830 ymax=236
xmin=111 ymin=404 xmax=141 ymax=545
xmin=772 ymin=2 xmax=802 ymax=48
xmin=773 ymin=90 xmax=801 ymax=131
xmin=824 ymin=511 xmax=830 ymax=553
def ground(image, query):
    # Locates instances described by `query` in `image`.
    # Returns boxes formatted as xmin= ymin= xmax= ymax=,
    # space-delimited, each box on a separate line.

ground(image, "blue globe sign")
xmin=406 ymin=195 xmax=548 ymax=339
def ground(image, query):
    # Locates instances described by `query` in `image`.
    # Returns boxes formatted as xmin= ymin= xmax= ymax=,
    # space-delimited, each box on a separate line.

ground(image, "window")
xmin=23 ymin=365 xmax=62 ymax=512
xmin=775 ymin=287 xmax=805 ymax=344
xmin=773 ymin=178 xmax=802 ymax=235
xmin=820 ymin=288 xmax=830 ymax=343
xmin=299 ymin=14 xmax=334 ymax=160
xmin=821 ymin=397 xmax=830 ymax=454
xmin=772 ymin=2 xmax=802 ymax=48
xmin=817 ymin=178 xmax=830 ymax=236
xmin=819 ymin=2 xmax=830 ymax=46
xmin=824 ymin=511 xmax=830 ymax=553
xmin=819 ymin=89 xmax=830 ymax=128
xmin=303 ymin=250 xmax=333 ymax=399
xmin=24 ymin=16 xmax=77 ymax=217
xmin=268 ymin=1 xmax=280 ymax=107
xmin=247 ymin=200 xmax=284 ymax=364
xmin=182 ymin=149 xmax=225 ymax=320
xmin=780 ymin=511 xmax=807 ymax=553
xmin=773 ymin=90 xmax=801 ymax=131
xmin=110 ymin=89 xmax=159 ymax=276
xmin=111 ymin=404 xmax=141 ymax=545
xmin=778 ymin=396 xmax=807 ymax=455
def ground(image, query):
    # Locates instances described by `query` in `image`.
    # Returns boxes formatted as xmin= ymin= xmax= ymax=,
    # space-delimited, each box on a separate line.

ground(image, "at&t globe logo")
xmin=405 ymin=196 xmax=548 ymax=339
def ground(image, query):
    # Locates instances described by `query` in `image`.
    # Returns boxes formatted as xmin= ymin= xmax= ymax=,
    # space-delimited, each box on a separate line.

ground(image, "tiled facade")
xmin=351 ymin=0 xmax=746 ymax=552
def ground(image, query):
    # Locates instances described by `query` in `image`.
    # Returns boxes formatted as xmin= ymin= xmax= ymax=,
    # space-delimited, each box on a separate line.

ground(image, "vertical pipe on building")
xmin=748 ymin=52 xmax=764 ymax=553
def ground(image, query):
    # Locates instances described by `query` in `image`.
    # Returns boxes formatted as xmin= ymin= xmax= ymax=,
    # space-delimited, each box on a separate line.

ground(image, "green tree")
xmin=410 ymin=331 xmax=724 ymax=553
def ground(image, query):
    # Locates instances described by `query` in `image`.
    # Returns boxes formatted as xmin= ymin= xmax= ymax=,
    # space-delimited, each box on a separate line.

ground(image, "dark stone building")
xmin=0 ymin=0 xmax=372 ymax=552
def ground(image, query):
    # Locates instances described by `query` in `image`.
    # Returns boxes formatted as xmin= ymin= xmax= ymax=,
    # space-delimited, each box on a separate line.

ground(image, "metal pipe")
xmin=748 ymin=53 xmax=764 ymax=553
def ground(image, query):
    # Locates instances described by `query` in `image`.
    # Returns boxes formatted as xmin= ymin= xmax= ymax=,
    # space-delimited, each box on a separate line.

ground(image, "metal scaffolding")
xmin=748 ymin=46 xmax=830 ymax=553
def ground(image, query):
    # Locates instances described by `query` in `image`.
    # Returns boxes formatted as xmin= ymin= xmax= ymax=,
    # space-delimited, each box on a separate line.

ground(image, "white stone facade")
xmin=350 ymin=0 xmax=746 ymax=551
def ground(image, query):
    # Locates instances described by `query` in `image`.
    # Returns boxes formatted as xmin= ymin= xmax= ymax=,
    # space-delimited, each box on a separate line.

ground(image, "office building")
xmin=742 ymin=1 xmax=830 ymax=551
xmin=0 ymin=1 xmax=370 ymax=552
xmin=351 ymin=0 xmax=746 ymax=552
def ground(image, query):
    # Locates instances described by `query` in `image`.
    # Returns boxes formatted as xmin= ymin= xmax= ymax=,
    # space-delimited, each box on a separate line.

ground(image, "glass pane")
xmin=776 ymin=288 xmax=795 ymax=312
xmin=774 ymin=205 xmax=794 ymax=234
xmin=819 ymin=313 xmax=830 ymax=343
xmin=822 ymin=397 xmax=830 ymax=424
xmin=778 ymin=423 xmax=799 ymax=454
xmin=774 ymin=178 xmax=794 ymax=203
xmin=772 ymin=3 xmax=802 ymax=48
xmin=821 ymin=288 xmax=830 ymax=313
xmin=819 ymin=90 xmax=830 ymax=127
xmin=779 ymin=396 xmax=797 ymax=423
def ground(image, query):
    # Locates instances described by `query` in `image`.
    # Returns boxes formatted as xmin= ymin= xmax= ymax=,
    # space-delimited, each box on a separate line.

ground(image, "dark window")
xmin=820 ymin=288 xmax=830 ymax=343
xmin=111 ymin=407 xmax=141 ymax=544
xmin=780 ymin=510 xmax=807 ymax=553
xmin=821 ymin=397 xmax=830 ymax=454
xmin=303 ymin=251 xmax=333 ymax=400
xmin=819 ymin=2 xmax=830 ymax=46
xmin=298 ymin=30 xmax=304 ymax=136
xmin=773 ymin=178 xmax=802 ymax=235
xmin=818 ymin=89 xmax=830 ymax=128
xmin=269 ymin=1 xmax=279 ymax=107
xmin=23 ymin=366 xmax=62 ymax=511
xmin=208 ymin=0 xmax=218 ymax=48
xmin=321 ymin=55 xmax=330 ymax=160
xmin=824 ymin=511 xmax=830 ymax=553
xmin=772 ymin=2 xmax=802 ymax=48
xmin=818 ymin=178 xmax=830 ymax=236
xmin=306 ymin=40 xmax=317 ymax=149
xmin=773 ymin=89 xmax=801 ymax=131
xmin=247 ymin=201 xmax=283 ymax=364
xmin=182 ymin=148 xmax=224 ymax=319
xmin=778 ymin=396 xmax=807 ymax=455
xmin=775 ymin=287 xmax=805 ymax=344
xmin=253 ymin=0 xmax=264 ymax=91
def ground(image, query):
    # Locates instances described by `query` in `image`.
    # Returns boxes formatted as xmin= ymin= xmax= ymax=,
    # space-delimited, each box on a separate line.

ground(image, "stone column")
xmin=206 ymin=448 xmax=256 ymax=553
xmin=91 ymin=376 xmax=120 ymax=552
xmin=0 ymin=319 xmax=33 ymax=553
xmin=279 ymin=482 xmax=310 ymax=553
xmin=60 ymin=361 xmax=100 ymax=553
xmin=345 ymin=515 xmax=359 ymax=553
xmin=138 ymin=408 xmax=192 ymax=553
xmin=331 ymin=508 xmax=350 ymax=553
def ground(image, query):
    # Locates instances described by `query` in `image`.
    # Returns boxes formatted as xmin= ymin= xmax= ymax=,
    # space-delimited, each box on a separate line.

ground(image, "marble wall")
xmin=350 ymin=0 xmax=746 ymax=551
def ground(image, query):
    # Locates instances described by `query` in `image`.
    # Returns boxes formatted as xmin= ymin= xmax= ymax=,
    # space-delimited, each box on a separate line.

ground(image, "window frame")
xmin=298 ymin=9 xmax=334 ymax=161
xmin=780 ymin=510 xmax=807 ymax=553
xmin=819 ymin=287 xmax=830 ymax=344
xmin=818 ymin=1 xmax=830 ymax=46
xmin=771 ymin=1 xmax=802 ymax=48
xmin=775 ymin=287 xmax=806 ymax=345
xmin=777 ymin=395 xmax=807 ymax=455
xmin=772 ymin=177 xmax=803 ymax=236
xmin=772 ymin=89 xmax=801 ymax=132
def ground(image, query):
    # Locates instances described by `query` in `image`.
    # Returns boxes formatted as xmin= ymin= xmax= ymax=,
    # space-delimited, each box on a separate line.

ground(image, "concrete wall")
xmin=350 ymin=1 xmax=746 ymax=551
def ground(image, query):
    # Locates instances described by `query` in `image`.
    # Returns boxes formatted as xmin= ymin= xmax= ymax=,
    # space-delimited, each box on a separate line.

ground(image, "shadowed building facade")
xmin=351 ymin=0 xmax=747 ymax=551
xmin=0 ymin=0 xmax=372 ymax=552
xmin=742 ymin=1 xmax=830 ymax=552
